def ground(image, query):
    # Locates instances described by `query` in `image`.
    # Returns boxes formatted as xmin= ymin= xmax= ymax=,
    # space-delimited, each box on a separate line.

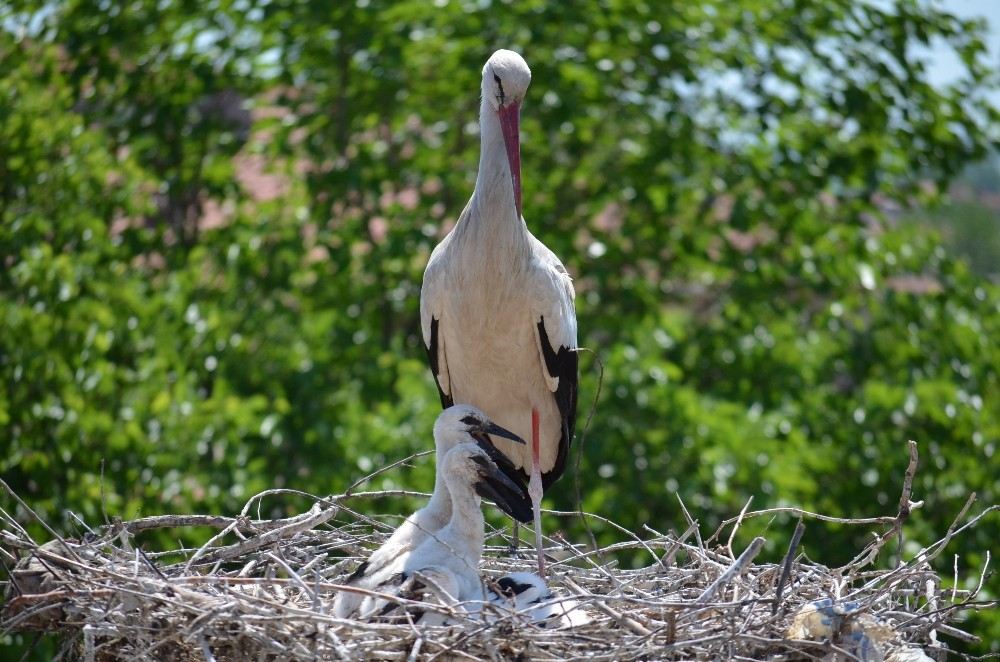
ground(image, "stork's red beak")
xmin=497 ymin=100 xmax=522 ymax=219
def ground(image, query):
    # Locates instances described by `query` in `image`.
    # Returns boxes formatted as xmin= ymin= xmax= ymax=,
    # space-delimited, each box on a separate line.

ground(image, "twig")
xmin=572 ymin=346 xmax=605 ymax=555
xmin=0 ymin=505 xmax=34 ymax=541
xmin=920 ymin=493 xmax=979 ymax=564
xmin=1 ymin=462 xmax=995 ymax=660
xmin=882 ymin=610 xmax=980 ymax=643
xmin=345 ymin=450 xmax=435 ymax=496
xmin=0 ymin=480 xmax=82 ymax=563
xmin=183 ymin=503 xmax=338 ymax=572
xmin=713 ymin=507 xmax=896 ymax=532
xmin=674 ymin=493 xmax=703 ymax=550
xmin=137 ymin=547 xmax=169 ymax=583
xmin=66 ymin=511 xmax=96 ymax=537
xmin=99 ymin=458 xmax=109 ymax=527
xmin=198 ymin=634 xmax=216 ymax=662
xmin=891 ymin=440 xmax=921 ymax=567
xmin=563 ymin=576 xmax=651 ymax=636
xmin=112 ymin=512 xmax=329 ymax=536
xmin=772 ymin=519 xmax=805 ymax=615
xmin=544 ymin=508 xmax=662 ymax=565
xmin=725 ymin=496 xmax=754 ymax=560
xmin=265 ymin=552 xmax=317 ymax=604
xmin=645 ymin=521 xmax=699 ymax=568
xmin=406 ymin=637 xmax=423 ymax=662
xmin=693 ymin=537 xmax=766 ymax=606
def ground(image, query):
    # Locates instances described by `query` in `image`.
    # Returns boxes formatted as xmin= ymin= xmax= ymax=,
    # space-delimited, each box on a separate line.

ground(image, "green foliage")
xmin=2 ymin=0 xmax=999 ymax=653
xmin=903 ymin=156 xmax=1000 ymax=278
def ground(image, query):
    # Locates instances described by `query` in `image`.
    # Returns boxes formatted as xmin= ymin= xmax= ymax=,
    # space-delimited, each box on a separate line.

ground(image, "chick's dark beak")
xmin=479 ymin=421 xmax=525 ymax=445
xmin=470 ymin=454 xmax=532 ymax=523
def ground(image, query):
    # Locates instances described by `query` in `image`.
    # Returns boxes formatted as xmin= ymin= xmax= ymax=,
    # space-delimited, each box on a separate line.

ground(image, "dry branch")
xmin=1 ymin=461 xmax=996 ymax=660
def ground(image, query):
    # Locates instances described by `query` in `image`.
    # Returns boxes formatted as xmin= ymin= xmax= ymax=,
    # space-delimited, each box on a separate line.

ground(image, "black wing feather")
xmin=426 ymin=314 xmax=575 ymax=503
xmin=536 ymin=316 xmax=578 ymax=490
xmin=426 ymin=317 xmax=454 ymax=409
xmin=376 ymin=573 xmax=427 ymax=623
xmin=495 ymin=576 xmax=536 ymax=598
xmin=345 ymin=560 xmax=370 ymax=584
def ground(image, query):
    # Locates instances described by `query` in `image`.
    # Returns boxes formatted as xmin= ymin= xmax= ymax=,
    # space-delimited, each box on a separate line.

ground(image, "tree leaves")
xmin=2 ymin=0 xmax=999 ymax=650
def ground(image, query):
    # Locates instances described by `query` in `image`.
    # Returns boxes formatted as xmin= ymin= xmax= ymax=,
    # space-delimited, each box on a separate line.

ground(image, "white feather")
xmin=419 ymin=50 xmax=577 ymax=476
xmin=486 ymin=572 xmax=591 ymax=628
xmin=355 ymin=442 xmax=492 ymax=621
xmin=334 ymin=406 xmax=500 ymax=618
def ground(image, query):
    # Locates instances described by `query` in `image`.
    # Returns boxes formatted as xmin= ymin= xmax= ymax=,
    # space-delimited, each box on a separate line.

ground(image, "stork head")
xmin=442 ymin=442 xmax=530 ymax=520
xmin=433 ymin=404 xmax=525 ymax=452
xmin=482 ymin=49 xmax=532 ymax=112
xmin=433 ymin=405 xmax=532 ymax=522
xmin=482 ymin=49 xmax=531 ymax=219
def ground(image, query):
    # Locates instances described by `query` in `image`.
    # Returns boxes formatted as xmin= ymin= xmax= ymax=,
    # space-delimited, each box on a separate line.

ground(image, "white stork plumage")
xmin=355 ymin=441 xmax=525 ymax=623
xmin=487 ymin=571 xmax=591 ymax=628
xmin=333 ymin=405 xmax=530 ymax=619
xmin=420 ymin=49 xmax=578 ymax=577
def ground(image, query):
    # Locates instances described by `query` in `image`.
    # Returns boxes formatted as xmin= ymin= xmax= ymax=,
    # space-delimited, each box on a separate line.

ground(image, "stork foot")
xmin=505 ymin=546 xmax=529 ymax=559
xmin=506 ymin=522 xmax=525 ymax=557
xmin=528 ymin=459 xmax=547 ymax=577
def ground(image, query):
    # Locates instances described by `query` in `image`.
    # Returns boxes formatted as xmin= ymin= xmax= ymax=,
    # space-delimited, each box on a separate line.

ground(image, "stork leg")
xmin=508 ymin=521 xmax=520 ymax=556
xmin=529 ymin=408 xmax=546 ymax=577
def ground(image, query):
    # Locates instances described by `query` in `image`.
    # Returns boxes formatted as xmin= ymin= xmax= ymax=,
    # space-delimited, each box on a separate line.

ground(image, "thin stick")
xmin=572 ymin=346 xmax=605 ymax=554
xmin=563 ymin=576 xmax=651 ymax=636
xmin=725 ymin=496 xmax=754 ymax=560
xmin=265 ymin=552 xmax=316 ymax=604
xmin=772 ymin=520 xmax=805 ymax=615
xmin=920 ymin=493 xmax=979 ymax=564
xmin=198 ymin=634 xmax=216 ymax=662
xmin=0 ymin=480 xmax=82 ymax=563
xmin=675 ymin=493 xmax=703 ymax=551
xmin=137 ymin=547 xmax=169 ymax=583
xmin=99 ymin=458 xmax=110 ymax=527
xmin=183 ymin=503 xmax=338 ymax=573
xmin=544 ymin=508 xmax=663 ymax=565
xmin=406 ymin=637 xmax=423 ymax=662
xmin=650 ymin=521 xmax=700 ymax=568
xmin=952 ymin=554 xmax=959 ymax=604
xmin=346 ymin=450 xmax=434 ymax=496
xmin=693 ymin=537 xmax=766 ymax=606
xmin=113 ymin=512 xmax=331 ymax=536
xmin=891 ymin=440 xmax=921 ymax=567
xmin=713 ymin=507 xmax=897 ymax=532
xmin=0 ymin=505 xmax=33 ymax=540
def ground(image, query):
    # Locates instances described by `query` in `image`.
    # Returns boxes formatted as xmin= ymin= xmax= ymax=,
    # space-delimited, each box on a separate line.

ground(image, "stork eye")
xmin=493 ymin=73 xmax=505 ymax=103
xmin=461 ymin=415 xmax=480 ymax=426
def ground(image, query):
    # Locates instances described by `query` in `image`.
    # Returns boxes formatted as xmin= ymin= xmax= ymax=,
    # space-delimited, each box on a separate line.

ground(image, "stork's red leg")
xmin=529 ymin=407 xmax=546 ymax=577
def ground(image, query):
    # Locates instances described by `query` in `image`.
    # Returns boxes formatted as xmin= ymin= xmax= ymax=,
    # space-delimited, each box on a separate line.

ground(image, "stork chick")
xmin=334 ymin=405 xmax=530 ymax=618
xmin=357 ymin=442 xmax=525 ymax=622
xmin=487 ymin=571 xmax=591 ymax=628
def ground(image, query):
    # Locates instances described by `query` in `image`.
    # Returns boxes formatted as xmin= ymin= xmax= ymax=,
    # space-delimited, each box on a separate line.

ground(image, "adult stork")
xmin=420 ymin=49 xmax=578 ymax=576
xmin=334 ymin=405 xmax=530 ymax=619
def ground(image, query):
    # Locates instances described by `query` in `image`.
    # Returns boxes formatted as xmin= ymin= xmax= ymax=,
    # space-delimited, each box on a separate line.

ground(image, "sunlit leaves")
xmin=2 ymin=0 xmax=999 ymax=650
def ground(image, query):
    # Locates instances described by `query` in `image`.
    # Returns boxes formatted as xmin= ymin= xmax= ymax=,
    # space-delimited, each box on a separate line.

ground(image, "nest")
xmin=1 ymin=442 xmax=995 ymax=661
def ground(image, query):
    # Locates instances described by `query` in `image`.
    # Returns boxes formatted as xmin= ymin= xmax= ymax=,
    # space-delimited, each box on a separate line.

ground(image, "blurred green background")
xmin=2 ymin=0 xmax=999 ymax=655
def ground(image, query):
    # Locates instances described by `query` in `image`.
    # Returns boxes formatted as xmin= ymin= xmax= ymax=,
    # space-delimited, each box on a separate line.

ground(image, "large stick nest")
xmin=1 ymin=442 xmax=995 ymax=661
